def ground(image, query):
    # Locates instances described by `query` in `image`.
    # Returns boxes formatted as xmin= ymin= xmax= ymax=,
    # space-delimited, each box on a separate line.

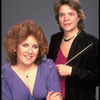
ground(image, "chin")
xmin=22 ymin=62 xmax=33 ymax=66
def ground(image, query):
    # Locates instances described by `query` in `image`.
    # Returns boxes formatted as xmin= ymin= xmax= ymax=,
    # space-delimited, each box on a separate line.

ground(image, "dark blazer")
xmin=47 ymin=31 xmax=99 ymax=100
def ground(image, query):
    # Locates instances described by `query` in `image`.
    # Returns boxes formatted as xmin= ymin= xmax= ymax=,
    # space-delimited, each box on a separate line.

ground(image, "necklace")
xmin=63 ymin=31 xmax=80 ymax=42
xmin=13 ymin=65 xmax=34 ymax=78
xmin=24 ymin=67 xmax=33 ymax=78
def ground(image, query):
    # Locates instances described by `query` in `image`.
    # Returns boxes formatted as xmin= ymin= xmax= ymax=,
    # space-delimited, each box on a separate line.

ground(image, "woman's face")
xmin=58 ymin=5 xmax=80 ymax=33
xmin=17 ymin=35 xmax=39 ymax=66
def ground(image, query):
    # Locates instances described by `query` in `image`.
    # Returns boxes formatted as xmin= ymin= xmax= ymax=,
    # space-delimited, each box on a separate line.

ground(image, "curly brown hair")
xmin=54 ymin=0 xmax=85 ymax=31
xmin=4 ymin=20 xmax=48 ymax=65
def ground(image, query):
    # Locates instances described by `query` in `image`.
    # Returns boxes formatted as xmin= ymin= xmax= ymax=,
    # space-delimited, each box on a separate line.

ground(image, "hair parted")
xmin=4 ymin=19 xmax=48 ymax=65
xmin=54 ymin=0 xmax=85 ymax=31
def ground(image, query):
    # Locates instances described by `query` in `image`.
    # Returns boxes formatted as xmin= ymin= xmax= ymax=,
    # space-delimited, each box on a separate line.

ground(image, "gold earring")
xmin=14 ymin=50 xmax=16 ymax=53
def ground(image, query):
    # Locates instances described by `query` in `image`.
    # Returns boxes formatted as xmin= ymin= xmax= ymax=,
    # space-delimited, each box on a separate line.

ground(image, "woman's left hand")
xmin=55 ymin=64 xmax=72 ymax=76
xmin=46 ymin=91 xmax=62 ymax=100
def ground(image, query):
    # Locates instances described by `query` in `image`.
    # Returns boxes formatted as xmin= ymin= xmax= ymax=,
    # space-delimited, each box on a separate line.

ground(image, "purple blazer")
xmin=2 ymin=59 xmax=60 ymax=100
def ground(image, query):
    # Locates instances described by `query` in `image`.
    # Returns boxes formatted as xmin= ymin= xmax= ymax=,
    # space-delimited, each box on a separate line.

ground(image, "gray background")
xmin=2 ymin=0 xmax=99 ymax=99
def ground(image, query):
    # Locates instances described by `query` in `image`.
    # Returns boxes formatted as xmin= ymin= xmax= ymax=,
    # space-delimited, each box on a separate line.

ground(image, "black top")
xmin=47 ymin=31 xmax=99 ymax=100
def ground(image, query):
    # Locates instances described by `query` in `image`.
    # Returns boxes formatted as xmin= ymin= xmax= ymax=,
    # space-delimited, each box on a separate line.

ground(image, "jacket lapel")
xmin=67 ymin=31 xmax=93 ymax=64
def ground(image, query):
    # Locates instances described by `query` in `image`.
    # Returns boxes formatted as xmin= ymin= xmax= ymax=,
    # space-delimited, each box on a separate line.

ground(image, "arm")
xmin=56 ymin=40 xmax=99 ymax=88
xmin=70 ymin=40 xmax=99 ymax=87
xmin=45 ymin=59 xmax=62 ymax=100
xmin=2 ymin=77 xmax=12 ymax=100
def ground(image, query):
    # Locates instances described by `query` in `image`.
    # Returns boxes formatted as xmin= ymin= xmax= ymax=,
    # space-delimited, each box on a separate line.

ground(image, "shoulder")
xmin=81 ymin=31 xmax=98 ymax=43
xmin=39 ymin=59 xmax=58 ymax=79
xmin=2 ymin=63 xmax=11 ymax=72
xmin=76 ymin=31 xmax=99 ymax=48
xmin=51 ymin=32 xmax=63 ymax=40
xmin=2 ymin=63 xmax=11 ymax=79
xmin=77 ymin=31 xmax=99 ymax=53
xmin=40 ymin=58 xmax=55 ymax=70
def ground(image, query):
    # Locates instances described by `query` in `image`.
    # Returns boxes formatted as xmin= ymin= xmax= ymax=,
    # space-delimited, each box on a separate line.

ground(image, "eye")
xmin=32 ymin=44 xmax=39 ymax=49
xmin=22 ymin=44 xmax=28 ymax=47
xmin=69 ymin=13 xmax=74 ymax=16
xmin=59 ymin=13 xmax=64 ymax=17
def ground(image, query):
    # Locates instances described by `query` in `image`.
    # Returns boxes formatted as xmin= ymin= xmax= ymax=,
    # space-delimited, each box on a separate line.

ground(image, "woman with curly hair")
xmin=2 ymin=20 xmax=62 ymax=100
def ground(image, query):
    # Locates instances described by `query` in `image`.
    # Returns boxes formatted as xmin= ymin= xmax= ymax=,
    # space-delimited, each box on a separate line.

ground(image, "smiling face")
xmin=58 ymin=5 xmax=80 ymax=33
xmin=17 ymin=35 xmax=39 ymax=66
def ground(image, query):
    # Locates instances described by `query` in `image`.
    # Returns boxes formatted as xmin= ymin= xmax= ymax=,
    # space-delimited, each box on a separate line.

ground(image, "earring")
xmin=14 ymin=50 xmax=16 ymax=53
xmin=13 ymin=50 xmax=16 ymax=55
xmin=78 ymin=19 xmax=80 ymax=23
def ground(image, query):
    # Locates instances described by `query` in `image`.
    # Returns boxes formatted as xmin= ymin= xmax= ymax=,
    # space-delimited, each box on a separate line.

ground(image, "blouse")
xmin=2 ymin=59 xmax=60 ymax=100
xmin=55 ymin=48 xmax=67 ymax=99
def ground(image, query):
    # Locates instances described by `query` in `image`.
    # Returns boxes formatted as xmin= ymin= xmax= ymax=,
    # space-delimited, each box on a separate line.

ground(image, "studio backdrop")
xmin=2 ymin=0 xmax=99 ymax=99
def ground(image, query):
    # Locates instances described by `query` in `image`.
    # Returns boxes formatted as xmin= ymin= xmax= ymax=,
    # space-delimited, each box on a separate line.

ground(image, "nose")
xmin=64 ymin=15 xmax=70 ymax=21
xmin=28 ymin=47 xmax=33 ymax=54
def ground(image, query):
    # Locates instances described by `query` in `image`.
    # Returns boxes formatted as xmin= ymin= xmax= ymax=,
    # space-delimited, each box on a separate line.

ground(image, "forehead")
xmin=59 ymin=5 xmax=77 ymax=13
xmin=21 ymin=35 xmax=38 ymax=44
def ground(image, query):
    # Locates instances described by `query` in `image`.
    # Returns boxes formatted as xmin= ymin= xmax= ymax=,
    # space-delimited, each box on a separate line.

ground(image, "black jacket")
xmin=47 ymin=31 xmax=99 ymax=100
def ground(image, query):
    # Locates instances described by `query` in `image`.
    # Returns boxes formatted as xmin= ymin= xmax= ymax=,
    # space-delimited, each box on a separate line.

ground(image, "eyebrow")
xmin=21 ymin=42 xmax=38 ymax=45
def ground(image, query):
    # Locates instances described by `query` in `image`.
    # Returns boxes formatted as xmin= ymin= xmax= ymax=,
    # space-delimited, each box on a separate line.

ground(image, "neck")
xmin=64 ymin=29 xmax=79 ymax=39
xmin=63 ymin=30 xmax=80 ymax=42
xmin=14 ymin=63 xmax=35 ymax=73
xmin=11 ymin=63 xmax=37 ymax=78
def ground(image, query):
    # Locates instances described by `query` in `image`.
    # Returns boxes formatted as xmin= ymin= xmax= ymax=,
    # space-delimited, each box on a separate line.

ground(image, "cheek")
xmin=33 ymin=49 xmax=39 ymax=56
xmin=59 ymin=19 xmax=64 ymax=27
xmin=59 ymin=18 xmax=63 ymax=24
xmin=36 ymin=49 xmax=39 ymax=55
xmin=72 ymin=16 xmax=79 ymax=22
xmin=17 ymin=47 xmax=26 ymax=55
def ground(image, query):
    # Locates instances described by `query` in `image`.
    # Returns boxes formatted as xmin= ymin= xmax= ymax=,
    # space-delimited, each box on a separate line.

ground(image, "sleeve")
xmin=47 ymin=35 xmax=55 ymax=59
xmin=68 ymin=39 xmax=99 ymax=88
xmin=2 ymin=75 xmax=12 ymax=100
xmin=45 ymin=59 xmax=60 ymax=92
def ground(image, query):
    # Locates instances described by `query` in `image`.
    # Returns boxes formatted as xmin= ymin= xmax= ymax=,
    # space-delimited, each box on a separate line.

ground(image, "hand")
xmin=46 ymin=91 xmax=62 ymax=100
xmin=55 ymin=64 xmax=72 ymax=76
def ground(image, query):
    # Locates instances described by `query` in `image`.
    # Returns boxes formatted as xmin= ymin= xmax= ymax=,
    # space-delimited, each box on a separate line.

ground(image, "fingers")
xmin=56 ymin=64 xmax=68 ymax=76
xmin=55 ymin=64 xmax=63 ymax=69
xmin=52 ymin=92 xmax=62 ymax=99
xmin=55 ymin=64 xmax=60 ymax=70
xmin=48 ymin=91 xmax=54 ymax=95
xmin=51 ymin=92 xmax=62 ymax=96
xmin=55 ymin=64 xmax=62 ymax=73
xmin=46 ymin=91 xmax=63 ymax=100
xmin=50 ymin=92 xmax=62 ymax=100
xmin=46 ymin=91 xmax=54 ymax=99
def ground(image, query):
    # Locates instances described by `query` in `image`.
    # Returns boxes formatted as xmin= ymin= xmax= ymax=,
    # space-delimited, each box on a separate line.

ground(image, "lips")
xmin=24 ymin=55 xmax=33 ymax=59
xmin=64 ymin=23 xmax=71 ymax=26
